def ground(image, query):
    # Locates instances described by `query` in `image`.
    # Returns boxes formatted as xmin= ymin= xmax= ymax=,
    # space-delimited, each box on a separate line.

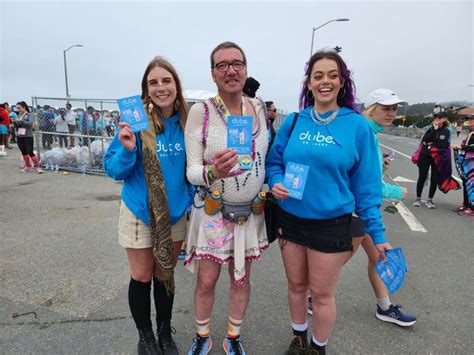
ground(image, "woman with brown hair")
xmin=105 ymin=56 xmax=193 ymax=355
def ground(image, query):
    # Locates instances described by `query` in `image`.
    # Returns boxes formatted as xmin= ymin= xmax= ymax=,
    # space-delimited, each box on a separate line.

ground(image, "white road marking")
xmin=392 ymin=202 xmax=427 ymax=233
xmin=383 ymin=170 xmax=428 ymax=233
xmin=379 ymin=143 xmax=412 ymax=159
xmin=379 ymin=143 xmax=462 ymax=183
xmin=393 ymin=176 xmax=416 ymax=183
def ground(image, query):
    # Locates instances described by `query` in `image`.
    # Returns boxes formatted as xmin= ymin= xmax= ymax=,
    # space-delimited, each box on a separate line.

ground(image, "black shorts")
xmin=278 ymin=208 xmax=352 ymax=253
xmin=351 ymin=216 xmax=366 ymax=238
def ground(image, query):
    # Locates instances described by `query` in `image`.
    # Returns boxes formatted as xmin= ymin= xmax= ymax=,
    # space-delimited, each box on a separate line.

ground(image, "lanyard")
xmin=214 ymin=95 xmax=247 ymax=118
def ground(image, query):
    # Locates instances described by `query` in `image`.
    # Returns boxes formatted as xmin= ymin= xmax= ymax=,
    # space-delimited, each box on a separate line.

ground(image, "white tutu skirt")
xmin=184 ymin=201 xmax=269 ymax=285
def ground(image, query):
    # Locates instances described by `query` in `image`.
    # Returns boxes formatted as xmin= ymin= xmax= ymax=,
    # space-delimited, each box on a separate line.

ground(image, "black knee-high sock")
xmin=128 ymin=278 xmax=152 ymax=330
xmin=153 ymin=276 xmax=175 ymax=324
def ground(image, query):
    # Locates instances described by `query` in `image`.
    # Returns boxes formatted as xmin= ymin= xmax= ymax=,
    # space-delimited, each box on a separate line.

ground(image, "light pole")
xmin=63 ymin=44 xmax=84 ymax=97
xmin=310 ymin=18 xmax=349 ymax=58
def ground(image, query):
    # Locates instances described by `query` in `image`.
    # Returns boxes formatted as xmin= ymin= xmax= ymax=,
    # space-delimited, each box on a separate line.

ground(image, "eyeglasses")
xmin=213 ymin=60 xmax=246 ymax=72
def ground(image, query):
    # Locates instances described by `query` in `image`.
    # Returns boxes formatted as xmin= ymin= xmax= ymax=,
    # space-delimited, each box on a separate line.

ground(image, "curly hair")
xmin=299 ymin=50 xmax=357 ymax=112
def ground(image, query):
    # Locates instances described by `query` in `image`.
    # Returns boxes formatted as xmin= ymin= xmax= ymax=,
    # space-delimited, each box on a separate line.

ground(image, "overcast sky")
xmin=1 ymin=0 xmax=473 ymax=112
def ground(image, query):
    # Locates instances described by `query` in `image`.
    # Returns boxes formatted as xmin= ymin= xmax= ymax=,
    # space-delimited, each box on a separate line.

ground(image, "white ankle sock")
xmin=377 ymin=296 xmax=392 ymax=311
xmin=291 ymin=321 xmax=308 ymax=332
xmin=312 ymin=334 xmax=328 ymax=347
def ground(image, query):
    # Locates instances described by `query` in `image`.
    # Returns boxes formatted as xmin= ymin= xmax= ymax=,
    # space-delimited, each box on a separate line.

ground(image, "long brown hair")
xmin=141 ymin=57 xmax=188 ymax=134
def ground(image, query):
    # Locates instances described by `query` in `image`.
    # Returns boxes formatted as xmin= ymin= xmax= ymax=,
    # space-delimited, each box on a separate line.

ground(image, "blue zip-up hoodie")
xmin=104 ymin=114 xmax=193 ymax=225
xmin=266 ymin=106 xmax=386 ymax=244
xmin=367 ymin=120 xmax=403 ymax=201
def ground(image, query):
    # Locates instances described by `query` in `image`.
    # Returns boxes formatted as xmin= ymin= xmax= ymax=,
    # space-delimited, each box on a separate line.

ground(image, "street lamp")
xmin=63 ymin=44 xmax=84 ymax=98
xmin=310 ymin=18 xmax=349 ymax=57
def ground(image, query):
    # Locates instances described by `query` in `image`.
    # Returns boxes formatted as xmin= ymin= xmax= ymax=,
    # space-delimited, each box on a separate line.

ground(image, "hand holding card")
xmin=117 ymin=95 xmax=150 ymax=133
xmin=118 ymin=122 xmax=136 ymax=152
xmin=283 ymin=162 xmax=309 ymax=200
xmin=227 ymin=116 xmax=253 ymax=154
xmin=375 ymin=247 xmax=408 ymax=294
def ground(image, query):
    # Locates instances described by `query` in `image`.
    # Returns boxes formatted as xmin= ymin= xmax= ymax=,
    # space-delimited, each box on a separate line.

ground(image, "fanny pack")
xmin=221 ymin=201 xmax=252 ymax=225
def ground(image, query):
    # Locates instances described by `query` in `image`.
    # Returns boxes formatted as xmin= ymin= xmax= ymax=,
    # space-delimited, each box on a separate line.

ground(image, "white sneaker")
xmin=426 ymin=201 xmax=436 ymax=209
xmin=413 ymin=200 xmax=422 ymax=207
xmin=36 ymin=167 xmax=44 ymax=174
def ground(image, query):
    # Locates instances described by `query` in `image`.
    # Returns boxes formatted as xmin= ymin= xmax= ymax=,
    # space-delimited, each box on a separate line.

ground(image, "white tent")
xmin=184 ymin=90 xmax=216 ymax=102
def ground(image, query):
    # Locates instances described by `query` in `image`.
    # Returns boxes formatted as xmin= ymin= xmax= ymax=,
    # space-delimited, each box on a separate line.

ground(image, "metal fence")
xmin=29 ymin=96 xmax=206 ymax=174
xmin=383 ymin=126 xmax=426 ymax=139
xmin=31 ymin=97 xmax=119 ymax=174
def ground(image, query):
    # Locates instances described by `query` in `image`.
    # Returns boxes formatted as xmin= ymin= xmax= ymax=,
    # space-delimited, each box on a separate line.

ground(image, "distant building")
xmin=457 ymin=107 xmax=474 ymax=117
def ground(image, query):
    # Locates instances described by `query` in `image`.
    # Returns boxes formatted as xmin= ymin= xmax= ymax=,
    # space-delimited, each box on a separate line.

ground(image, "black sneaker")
xmin=286 ymin=334 xmax=308 ymax=355
xmin=157 ymin=320 xmax=179 ymax=355
xmin=223 ymin=336 xmax=246 ymax=355
xmin=138 ymin=328 xmax=162 ymax=355
xmin=188 ymin=334 xmax=212 ymax=355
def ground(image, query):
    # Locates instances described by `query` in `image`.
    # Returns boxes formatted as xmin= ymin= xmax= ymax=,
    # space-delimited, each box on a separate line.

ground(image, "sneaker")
xmin=304 ymin=348 xmax=323 ymax=355
xmin=307 ymin=296 xmax=313 ymax=316
xmin=157 ymin=320 xmax=178 ymax=355
xmin=36 ymin=167 xmax=44 ymax=174
xmin=286 ymin=334 xmax=308 ymax=355
xmin=20 ymin=167 xmax=33 ymax=173
xmin=376 ymin=304 xmax=417 ymax=327
xmin=453 ymin=205 xmax=466 ymax=213
xmin=188 ymin=334 xmax=212 ymax=355
xmin=412 ymin=200 xmax=422 ymax=207
xmin=460 ymin=208 xmax=474 ymax=216
xmin=223 ymin=337 xmax=246 ymax=355
xmin=137 ymin=328 xmax=161 ymax=355
xmin=425 ymin=201 xmax=436 ymax=209
xmin=178 ymin=249 xmax=186 ymax=261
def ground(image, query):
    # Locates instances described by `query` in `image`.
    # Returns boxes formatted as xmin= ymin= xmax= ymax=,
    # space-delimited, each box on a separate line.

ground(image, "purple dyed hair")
xmin=299 ymin=50 xmax=357 ymax=112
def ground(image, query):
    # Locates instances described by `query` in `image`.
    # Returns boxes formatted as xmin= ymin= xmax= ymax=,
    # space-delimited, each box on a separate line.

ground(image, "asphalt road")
xmin=0 ymin=134 xmax=472 ymax=354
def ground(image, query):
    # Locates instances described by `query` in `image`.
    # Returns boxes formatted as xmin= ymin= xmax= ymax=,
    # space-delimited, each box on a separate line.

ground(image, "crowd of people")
xmin=101 ymin=42 xmax=473 ymax=355
xmin=0 ymin=102 xmax=119 ymax=154
xmin=35 ymin=104 xmax=119 ymax=149
xmin=2 ymin=41 xmax=472 ymax=355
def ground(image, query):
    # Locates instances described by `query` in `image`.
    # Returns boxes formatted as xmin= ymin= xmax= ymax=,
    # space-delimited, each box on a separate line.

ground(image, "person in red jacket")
xmin=0 ymin=104 xmax=9 ymax=150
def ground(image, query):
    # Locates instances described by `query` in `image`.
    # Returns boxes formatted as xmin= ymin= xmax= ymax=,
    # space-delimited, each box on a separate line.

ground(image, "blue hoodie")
xmin=104 ymin=114 xmax=193 ymax=225
xmin=367 ymin=119 xmax=403 ymax=201
xmin=266 ymin=106 xmax=386 ymax=244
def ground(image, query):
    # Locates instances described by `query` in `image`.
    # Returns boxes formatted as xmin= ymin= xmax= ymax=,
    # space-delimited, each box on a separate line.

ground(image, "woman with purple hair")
xmin=266 ymin=50 xmax=391 ymax=354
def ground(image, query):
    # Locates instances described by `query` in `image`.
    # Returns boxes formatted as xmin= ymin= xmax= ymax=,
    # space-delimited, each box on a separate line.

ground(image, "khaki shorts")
xmin=118 ymin=201 xmax=187 ymax=249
